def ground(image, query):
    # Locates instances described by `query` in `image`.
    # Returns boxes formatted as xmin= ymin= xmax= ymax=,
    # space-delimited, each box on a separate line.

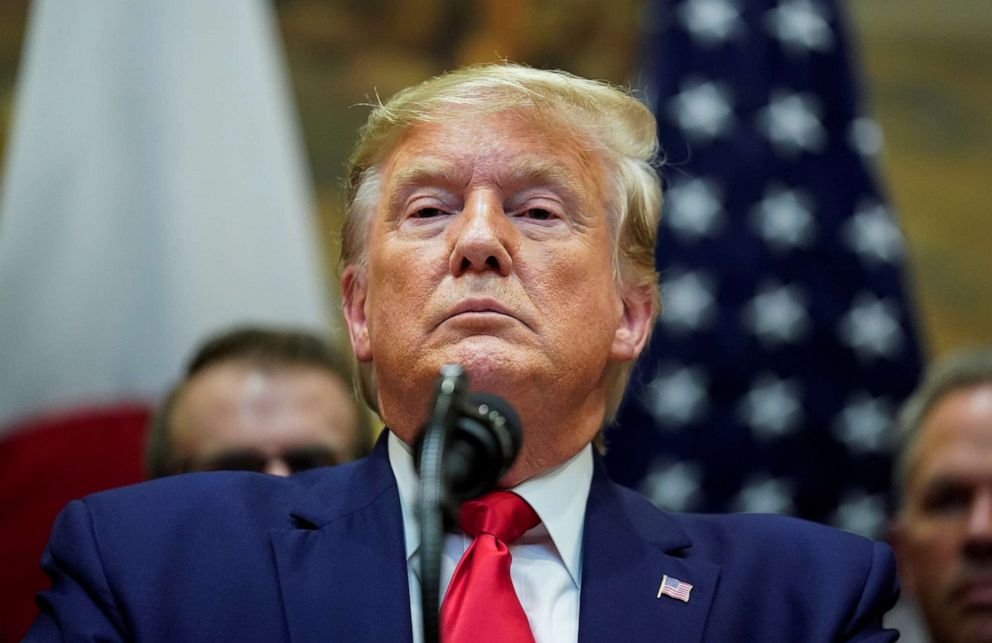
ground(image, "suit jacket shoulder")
xmin=28 ymin=440 xmax=413 ymax=643
xmin=579 ymin=464 xmax=899 ymax=643
xmin=678 ymin=510 xmax=899 ymax=640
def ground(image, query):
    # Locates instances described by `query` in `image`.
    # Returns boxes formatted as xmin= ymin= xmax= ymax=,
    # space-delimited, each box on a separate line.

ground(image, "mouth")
xmin=440 ymin=298 xmax=524 ymax=328
xmin=953 ymin=576 xmax=992 ymax=612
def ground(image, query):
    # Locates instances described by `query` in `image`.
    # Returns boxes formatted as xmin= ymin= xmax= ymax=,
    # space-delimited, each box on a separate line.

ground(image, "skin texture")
xmin=894 ymin=384 xmax=992 ymax=643
xmin=342 ymin=111 xmax=653 ymax=486
xmin=170 ymin=361 xmax=361 ymax=476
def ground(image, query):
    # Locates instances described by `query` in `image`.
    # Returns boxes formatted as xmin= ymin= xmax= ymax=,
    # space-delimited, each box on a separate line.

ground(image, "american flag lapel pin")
xmin=657 ymin=574 xmax=693 ymax=603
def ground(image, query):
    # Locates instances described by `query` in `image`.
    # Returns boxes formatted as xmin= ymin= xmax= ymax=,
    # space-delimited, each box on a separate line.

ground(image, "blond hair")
xmin=341 ymin=63 xmax=662 ymax=420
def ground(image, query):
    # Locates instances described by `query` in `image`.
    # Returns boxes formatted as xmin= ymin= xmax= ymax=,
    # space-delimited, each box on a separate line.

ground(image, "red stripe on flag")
xmin=0 ymin=403 xmax=150 ymax=641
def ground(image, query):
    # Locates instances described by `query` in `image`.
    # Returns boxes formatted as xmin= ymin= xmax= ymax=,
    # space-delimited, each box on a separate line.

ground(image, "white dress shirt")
xmin=388 ymin=432 xmax=593 ymax=643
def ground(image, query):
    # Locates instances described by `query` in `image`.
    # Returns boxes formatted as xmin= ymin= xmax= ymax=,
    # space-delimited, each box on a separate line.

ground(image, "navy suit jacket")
xmin=28 ymin=436 xmax=899 ymax=642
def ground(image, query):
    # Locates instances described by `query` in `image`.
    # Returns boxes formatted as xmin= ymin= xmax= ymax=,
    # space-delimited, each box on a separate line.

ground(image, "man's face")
xmin=895 ymin=384 xmax=992 ymax=643
xmin=170 ymin=361 xmax=360 ymax=476
xmin=342 ymin=111 xmax=651 ymax=483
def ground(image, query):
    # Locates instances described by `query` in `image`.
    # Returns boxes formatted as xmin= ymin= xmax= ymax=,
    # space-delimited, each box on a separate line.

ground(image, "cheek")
xmin=526 ymin=248 xmax=621 ymax=350
xmin=547 ymin=246 xmax=619 ymax=310
xmin=905 ymin=523 xmax=961 ymax=579
xmin=368 ymin=278 xmax=425 ymax=343
xmin=367 ymin=246 xmax=437 ymax=322
xmin=530 ymin=236 xmax=614 ymax=288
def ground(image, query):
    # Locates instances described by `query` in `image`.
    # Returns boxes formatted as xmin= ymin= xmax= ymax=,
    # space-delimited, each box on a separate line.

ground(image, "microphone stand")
xmin=416 ymin=364 xmax=467 ymax=643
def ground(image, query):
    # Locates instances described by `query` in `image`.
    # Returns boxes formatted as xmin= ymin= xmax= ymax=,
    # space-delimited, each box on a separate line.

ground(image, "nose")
xmin=264 ymin=457 xmax=293 ymax=477
xmin=449 ymin=190 xmax=513 ymax=277
xmin=963 ymin=489 xmax=992 ymax=560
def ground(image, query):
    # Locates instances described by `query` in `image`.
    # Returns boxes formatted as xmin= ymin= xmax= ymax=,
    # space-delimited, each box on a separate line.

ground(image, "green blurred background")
xmin=1 ymin=0 xmax=988 ymax=359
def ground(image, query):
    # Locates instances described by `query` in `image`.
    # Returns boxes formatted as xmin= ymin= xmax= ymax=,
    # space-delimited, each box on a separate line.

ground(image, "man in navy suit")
xmin=29 ymin=63 xmax=899 ymax=642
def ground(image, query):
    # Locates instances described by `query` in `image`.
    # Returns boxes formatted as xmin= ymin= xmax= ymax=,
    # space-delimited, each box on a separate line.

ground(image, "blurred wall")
xmin=1 ymin=0 xmax=989 ymax=358
xmin=849 ymin=0 xmax=992 ymax=356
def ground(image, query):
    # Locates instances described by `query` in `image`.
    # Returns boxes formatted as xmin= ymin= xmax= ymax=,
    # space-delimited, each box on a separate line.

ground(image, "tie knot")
xmin=457 ymin=491 xmax=539 ymax=543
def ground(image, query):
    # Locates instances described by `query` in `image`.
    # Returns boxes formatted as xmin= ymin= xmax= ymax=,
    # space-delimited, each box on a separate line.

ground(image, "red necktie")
xmin=439 ymin=491 xmax=540 ymax=643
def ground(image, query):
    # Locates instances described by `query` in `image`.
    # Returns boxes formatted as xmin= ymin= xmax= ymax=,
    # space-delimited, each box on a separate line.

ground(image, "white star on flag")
xmin=833 ymin=393 xmax=894 ymax=455
xmin=848 ymin=117 xmax=884 ymax=157
xmin=842 ymin=200 xmax=904 ymax=265
xmin=831 ymin=492 xmax=887 ymax=538
xmin=640 ymin=459 xmax=704 ymax=512
xmin=660 ymin=269 xmax=718 ymax=333
xmin=647 ymin=365 xmax=709 ymax=427
xmin=733 ymin=476 xmax=795 ymax=514
xmin=751 ymin=184 xmax=816 ymax=250
xmin=743 ymin=281 xmax=810 ymax=346
xmin=757 ymin=91 xmax=826 ymax=156
xmin=764 ymin=0 xmax=834 ymax=55
xmin=839 ymin=293 xmax=904 ymax=361
xmin=739 ymin=374 xmax=804 ymax=440
xmin=667 ymin=79 xmax=735 ymax=142
xmin=678 ymin=0 xmax=744 ymax=46
xmin=665 ymin=177 xmax=725 ymax=239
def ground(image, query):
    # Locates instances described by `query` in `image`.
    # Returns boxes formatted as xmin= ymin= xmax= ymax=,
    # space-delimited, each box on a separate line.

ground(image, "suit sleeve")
xmin=23 ymin=499 xmax=127 ymax=642
xmin=842 ymin=540 xmax=901 ymax=642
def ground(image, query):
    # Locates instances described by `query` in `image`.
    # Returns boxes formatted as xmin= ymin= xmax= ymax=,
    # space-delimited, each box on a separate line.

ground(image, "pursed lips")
xmin=439 ymin=297 xmax=529 ymax=329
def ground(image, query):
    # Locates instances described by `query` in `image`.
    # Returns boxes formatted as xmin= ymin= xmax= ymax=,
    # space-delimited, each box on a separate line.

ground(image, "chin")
xmin=438 ymin=341 xmax=533 ymax=386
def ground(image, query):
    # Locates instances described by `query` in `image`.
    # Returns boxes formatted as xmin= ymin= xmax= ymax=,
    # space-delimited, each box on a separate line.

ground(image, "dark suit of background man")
xmin=28 ymin=63 xmax=899 ymax=642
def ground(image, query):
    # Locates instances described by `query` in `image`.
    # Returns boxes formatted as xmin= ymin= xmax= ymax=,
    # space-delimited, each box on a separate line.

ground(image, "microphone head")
xmin=467 ymin=391 xmax=522 ymax=458
xmin=444 ymin=392 xmax=522 ymax=502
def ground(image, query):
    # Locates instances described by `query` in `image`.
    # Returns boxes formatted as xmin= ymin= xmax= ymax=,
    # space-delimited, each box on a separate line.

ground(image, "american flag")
xmin=658 ymin=575 xmax=694 ymax=602
xmin=605 ymin=0 xmax=923 ymax=539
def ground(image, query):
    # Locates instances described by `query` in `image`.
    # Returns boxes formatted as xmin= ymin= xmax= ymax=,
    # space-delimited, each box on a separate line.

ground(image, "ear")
xmin=341 ymin=265 xmax=373 ymax=362
xmin=610 ymin=283 xmax=655 ymax=362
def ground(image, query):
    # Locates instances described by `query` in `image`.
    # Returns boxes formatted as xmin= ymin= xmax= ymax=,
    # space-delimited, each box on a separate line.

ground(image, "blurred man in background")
xmin=146 ymin=326 xmax=370 ymax=478
xmin=892 ymin=348 xmax=992 ymax=643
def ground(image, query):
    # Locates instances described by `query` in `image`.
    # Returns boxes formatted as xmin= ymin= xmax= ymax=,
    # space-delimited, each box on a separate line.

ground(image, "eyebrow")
xmin=384 ymin=156 xmax=589 ymax=216
xmin=385 ymin=159 xmax=463 ymax=215
xmin=390 ymin=159 xmax=463 ymax=193
xmin=502 ymin=157 xmax=593 ymax=225
xmin=505 ymin=156 xmax=577 ymax=187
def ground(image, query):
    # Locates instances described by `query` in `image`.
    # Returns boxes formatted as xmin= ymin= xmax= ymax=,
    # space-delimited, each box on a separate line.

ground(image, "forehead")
xmin=379 ymin=110 xmax=607 ymax=198
xmin=175 ymin=363 xmax=353 ymax=433
xmin=909 ymin=385 xmax=992 ymax=488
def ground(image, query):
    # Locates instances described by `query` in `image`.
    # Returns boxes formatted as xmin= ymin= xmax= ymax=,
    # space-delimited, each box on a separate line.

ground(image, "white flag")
xmin=0 ymin=2 xmax=332 ymax=636
xmin=0 ymin=0 xmax=332 ymax=432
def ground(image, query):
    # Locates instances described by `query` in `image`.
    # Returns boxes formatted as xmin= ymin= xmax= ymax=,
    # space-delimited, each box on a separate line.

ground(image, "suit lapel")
xmin=578 ymin=456 xmax=720 ymax=643
xmin=270 ymin=436 xmax=414 ymax=643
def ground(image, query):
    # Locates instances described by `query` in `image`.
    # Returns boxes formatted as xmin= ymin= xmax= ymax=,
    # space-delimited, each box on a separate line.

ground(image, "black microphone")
xmin=443 ymin=391 xmax=522 ymax=503
xmin=413 ymin=365 xmax=523 ymax=503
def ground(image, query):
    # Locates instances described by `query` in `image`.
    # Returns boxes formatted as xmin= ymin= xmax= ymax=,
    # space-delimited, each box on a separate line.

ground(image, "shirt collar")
xmin=388 ymin=430 xmax=592 ymax=588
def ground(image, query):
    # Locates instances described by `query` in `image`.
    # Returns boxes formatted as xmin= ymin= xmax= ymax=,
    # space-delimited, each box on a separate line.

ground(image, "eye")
xmin=521 ymin=208 xmax=554 ymax=221
xmin=411 ymin=207 xmax=447 ymax=219
xmin=920 ymin=483 xmax=972 ymax=516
